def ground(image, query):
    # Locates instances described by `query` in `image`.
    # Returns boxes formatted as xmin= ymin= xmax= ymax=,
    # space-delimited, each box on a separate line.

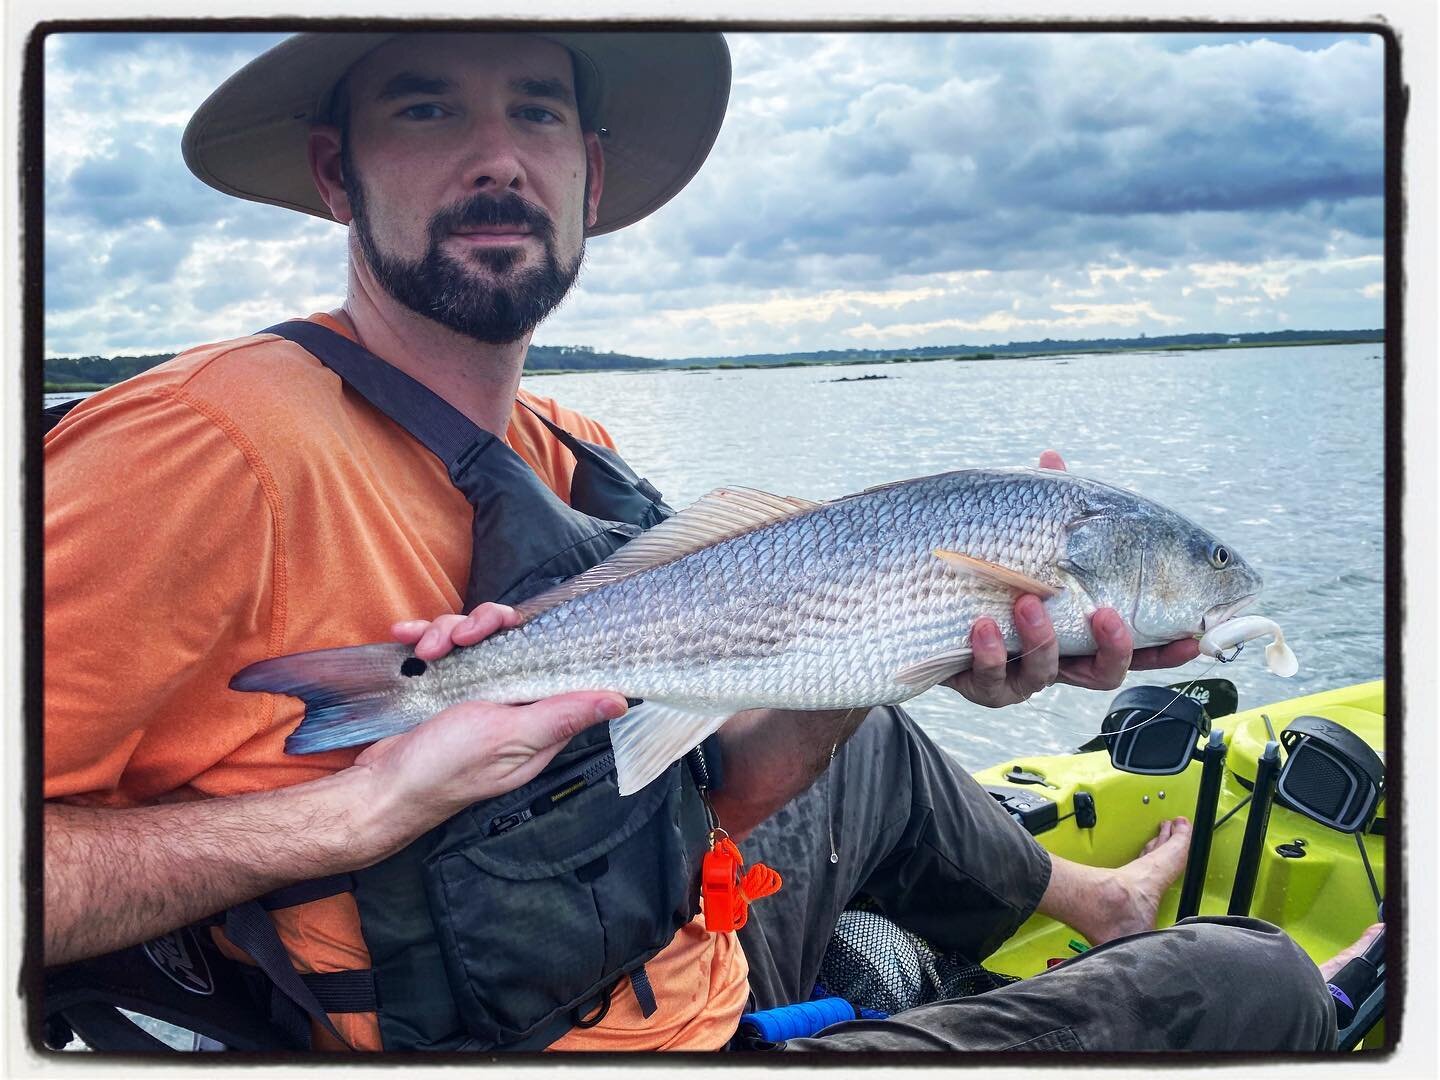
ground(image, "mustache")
xmin=429 ymin=193 xmax=555 ymax=241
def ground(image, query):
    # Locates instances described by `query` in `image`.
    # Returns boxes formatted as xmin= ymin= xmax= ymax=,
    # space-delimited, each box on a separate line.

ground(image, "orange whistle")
xmin=701 ymin=833 xmax=782 ymax=932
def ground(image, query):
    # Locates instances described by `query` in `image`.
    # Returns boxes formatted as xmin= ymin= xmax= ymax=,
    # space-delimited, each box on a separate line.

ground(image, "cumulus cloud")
xmin=42 ymin=28 xmax=1384 ymax=358
xmin=683 ymin=35 xmax=1379 ymax=268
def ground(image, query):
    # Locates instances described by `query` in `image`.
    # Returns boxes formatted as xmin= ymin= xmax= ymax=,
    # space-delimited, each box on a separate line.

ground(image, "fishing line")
xmin=1004 ymin=700 xmax=1074 ymax=728
xmin=961 ymin=614 xmax=1231 ymax=742
xmin=1010 ymin=656 xmax=1229 ymax=742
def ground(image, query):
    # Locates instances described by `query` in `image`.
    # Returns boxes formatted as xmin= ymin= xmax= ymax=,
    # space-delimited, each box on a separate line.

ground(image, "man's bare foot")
xmin=1039 ymin=817 xmax=1193 ymax=946
xmin=1320 ymin=923 xmax=1384 ymax=983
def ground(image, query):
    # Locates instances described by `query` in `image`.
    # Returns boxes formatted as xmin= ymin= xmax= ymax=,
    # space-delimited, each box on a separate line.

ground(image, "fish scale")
xmin=232 ymin=467 xmax=1265 ymax=795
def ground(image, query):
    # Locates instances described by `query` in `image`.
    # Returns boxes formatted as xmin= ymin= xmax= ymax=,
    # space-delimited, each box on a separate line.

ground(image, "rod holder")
xmin=1176 ymin=728 xmax=1227 ymax=920
xmin=1228 ymin=740 xmax=1281 ymax=917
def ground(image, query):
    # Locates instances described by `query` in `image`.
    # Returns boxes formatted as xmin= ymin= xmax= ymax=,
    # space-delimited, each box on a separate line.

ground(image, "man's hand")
xmin=945 ymin=449 xmax=1198 ymax=708
xmin=356 ymin=603 xmax=628 ymax=838
xmin=391 ymin=600 xmax=525 ymax=661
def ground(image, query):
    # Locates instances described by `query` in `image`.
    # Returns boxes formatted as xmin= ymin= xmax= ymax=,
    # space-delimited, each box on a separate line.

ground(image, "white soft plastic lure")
xmin=1198 ymin=615 xmax=1298 ymax=677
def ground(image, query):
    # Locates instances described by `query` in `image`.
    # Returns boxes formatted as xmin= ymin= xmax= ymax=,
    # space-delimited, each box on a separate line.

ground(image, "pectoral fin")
xmin=893 ymin=648 xmax=974 ymax=689
xmin=932 ymin=550 xmax=1062 ymax=599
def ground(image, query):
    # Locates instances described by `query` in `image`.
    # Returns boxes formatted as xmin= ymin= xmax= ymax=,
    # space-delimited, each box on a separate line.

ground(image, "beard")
xmin=343 ymin=147 xmax=585 ymax=345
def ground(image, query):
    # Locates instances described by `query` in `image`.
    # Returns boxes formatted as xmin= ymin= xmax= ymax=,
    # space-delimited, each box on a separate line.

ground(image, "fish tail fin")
xmin=608 ymin=701 xmax=733 ymax=796
xmin=230 ymin=643 xmax=432 ymax=754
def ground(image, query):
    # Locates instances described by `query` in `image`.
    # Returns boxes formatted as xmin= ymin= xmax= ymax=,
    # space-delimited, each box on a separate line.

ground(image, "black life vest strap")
xmin=628 ymin=964 xmax=658 ymax=1019
xmin=260 ymin=873 xmax=356 ymax=910
xmin=512 ymin=398 xmax=668 ymax=506
xmin=301 ymin=970 xmax=379 ymax=1014
xmin=261 ymin=321 xmax=642 ymax=490
xmin=261 ymin=320 xmax=484 ymax=479
xmin=224 ymin=902 xmax=347 ymax=1046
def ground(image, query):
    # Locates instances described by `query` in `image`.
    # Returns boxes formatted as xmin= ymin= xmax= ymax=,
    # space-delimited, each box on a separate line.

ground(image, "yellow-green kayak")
xmin=975 ymin=680 xmax=1386 ymax=1049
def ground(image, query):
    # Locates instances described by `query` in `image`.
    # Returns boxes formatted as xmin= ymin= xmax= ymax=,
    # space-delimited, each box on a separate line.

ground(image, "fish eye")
xmin=1209 ymin=544 xmax=1230 ymax=569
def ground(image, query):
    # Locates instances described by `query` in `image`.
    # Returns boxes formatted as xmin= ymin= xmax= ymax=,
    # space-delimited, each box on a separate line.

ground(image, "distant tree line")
xmin=44 ymin=344 xmax=668 ymax=387
xmin=45 ymin=354 xmax=175 ymax=386
xmin=524 ymin=344 xmax=667 ymax=371
xmin=45 ymin=328 xmax=1382 ymax=388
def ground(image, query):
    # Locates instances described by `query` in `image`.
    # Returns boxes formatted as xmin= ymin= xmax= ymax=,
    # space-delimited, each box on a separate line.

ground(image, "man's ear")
xmin=308 ymin=125 xmax=352 ymax=224
xmin=583 ymin=130 xmax=606 ymax=229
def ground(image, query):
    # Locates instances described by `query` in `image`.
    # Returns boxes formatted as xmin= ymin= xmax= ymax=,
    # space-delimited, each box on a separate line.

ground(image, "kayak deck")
xmin=972 ymin=681 xmax=1385 ymax=1046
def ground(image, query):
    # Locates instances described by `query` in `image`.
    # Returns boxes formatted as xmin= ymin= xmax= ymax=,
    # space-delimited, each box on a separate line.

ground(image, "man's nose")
xmin=459 ymin=114 xmax=526 ymax=192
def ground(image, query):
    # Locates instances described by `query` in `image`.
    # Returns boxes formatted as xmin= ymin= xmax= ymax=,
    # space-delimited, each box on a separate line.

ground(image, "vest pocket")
xmin=420 ymin=752 xmax=701 ymax=1048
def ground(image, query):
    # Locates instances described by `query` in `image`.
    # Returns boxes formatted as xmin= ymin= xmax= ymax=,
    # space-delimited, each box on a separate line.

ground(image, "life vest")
xmin=43 ymin=322 xmax=718 ymax=1051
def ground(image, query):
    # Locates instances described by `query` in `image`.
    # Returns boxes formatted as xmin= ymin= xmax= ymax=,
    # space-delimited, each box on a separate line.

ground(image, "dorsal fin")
xmin=514 ymin=487 xmax=823 ymax=622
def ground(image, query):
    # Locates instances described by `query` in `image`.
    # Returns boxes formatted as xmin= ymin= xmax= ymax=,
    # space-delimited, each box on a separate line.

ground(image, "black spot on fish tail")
xmin=230 ymin=642 xmax=433 ymax=754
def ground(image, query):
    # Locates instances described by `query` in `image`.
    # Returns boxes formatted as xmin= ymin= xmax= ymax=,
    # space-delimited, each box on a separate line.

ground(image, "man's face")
xmin=337 ymin=34 xmax=601 ymax=344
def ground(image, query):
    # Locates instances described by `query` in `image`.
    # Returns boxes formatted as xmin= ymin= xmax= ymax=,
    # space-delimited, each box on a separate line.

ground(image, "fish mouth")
xmin=1200 ymin=592 xmax=1260 ymax=634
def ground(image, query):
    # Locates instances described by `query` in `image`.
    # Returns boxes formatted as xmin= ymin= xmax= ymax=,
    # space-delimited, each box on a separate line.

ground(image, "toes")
xmin=1141 ymin=818 xmax=1176 ymax=856
xmin=1146 ymin=817 xmax=1192 ymax=852
xmin=1166 ymin=821 xmax=1193 ymax=861
xmin=1139 ymin=818 xmax=1193 ymax=864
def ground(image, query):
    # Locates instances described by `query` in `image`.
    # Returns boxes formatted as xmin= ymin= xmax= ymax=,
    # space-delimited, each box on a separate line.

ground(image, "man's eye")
xmin=515 ymin=106 xmax=562 ymax=124
xmin=399 ymin=103 xmax=448 ymax=121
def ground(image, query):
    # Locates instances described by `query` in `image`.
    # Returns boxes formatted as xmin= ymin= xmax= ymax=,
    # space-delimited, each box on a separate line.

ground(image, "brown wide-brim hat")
xmin=182 ymin=30 xmax=730 ymax=236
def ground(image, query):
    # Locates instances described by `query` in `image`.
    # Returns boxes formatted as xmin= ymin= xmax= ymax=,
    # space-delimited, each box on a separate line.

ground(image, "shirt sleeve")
xmin=44 ymin=386 xmax=278 ymax=804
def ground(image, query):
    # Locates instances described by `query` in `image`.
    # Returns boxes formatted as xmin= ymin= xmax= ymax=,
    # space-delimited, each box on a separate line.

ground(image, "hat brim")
xmin=181 ymin=30 xmax=730 ymax=237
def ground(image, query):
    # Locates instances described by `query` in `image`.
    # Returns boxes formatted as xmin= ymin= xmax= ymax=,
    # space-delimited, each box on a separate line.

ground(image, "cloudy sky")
xmin=43 ymin=28 xmax=1385 ymax=360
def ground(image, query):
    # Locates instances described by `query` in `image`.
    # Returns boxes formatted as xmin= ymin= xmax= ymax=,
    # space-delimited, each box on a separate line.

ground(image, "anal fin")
xmin=608 ymin=701 xmax=734 ymax=796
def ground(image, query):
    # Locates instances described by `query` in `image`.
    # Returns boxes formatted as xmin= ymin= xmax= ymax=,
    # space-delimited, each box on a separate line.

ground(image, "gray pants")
xmin=737 ymin=706 xmax=1337 ymax=1052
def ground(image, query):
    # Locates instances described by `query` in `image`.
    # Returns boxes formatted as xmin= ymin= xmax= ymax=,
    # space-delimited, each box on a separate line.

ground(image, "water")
xmin=516 ymin=343 xmax=1387 ymax=770
xmin=48 ymin=343 xmax=1387 ymax=772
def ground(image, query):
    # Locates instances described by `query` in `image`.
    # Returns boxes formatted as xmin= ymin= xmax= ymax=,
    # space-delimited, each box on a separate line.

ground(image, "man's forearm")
xmin=45 ymin=768 xmax=389 ymax=966
xmin=45 ymin=684 xmax=625 ymax=967
xmin=710 ymin=706 xmax=870 ymax=839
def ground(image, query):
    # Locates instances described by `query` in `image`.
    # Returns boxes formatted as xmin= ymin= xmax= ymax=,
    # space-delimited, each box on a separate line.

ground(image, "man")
xmin=44 ymin=30 xmax=1343 ymax=1052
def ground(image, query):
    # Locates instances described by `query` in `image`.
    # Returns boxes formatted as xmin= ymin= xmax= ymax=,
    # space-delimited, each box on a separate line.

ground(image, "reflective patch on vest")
xmin=143 ymin=928 xmax=215 ymax=995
